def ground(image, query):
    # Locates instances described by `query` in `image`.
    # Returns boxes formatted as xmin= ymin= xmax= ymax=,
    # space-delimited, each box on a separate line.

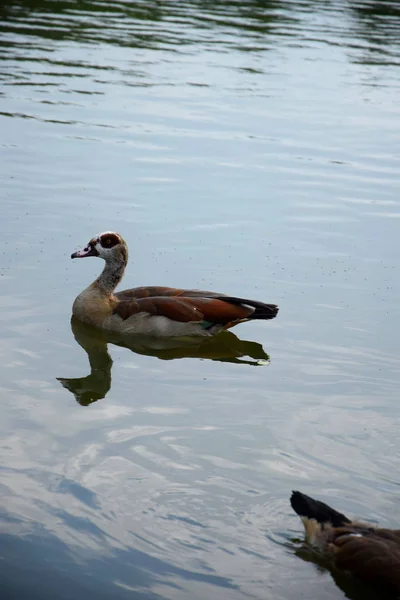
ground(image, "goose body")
xmin=71 ymin=232 xmax=279 ymax=337
xmin=291 ymin=490 xmax=400 ymax=592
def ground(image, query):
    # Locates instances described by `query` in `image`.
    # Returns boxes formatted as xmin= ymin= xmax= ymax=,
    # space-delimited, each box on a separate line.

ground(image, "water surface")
xmin=1 ymin=1 xmax=400 ymax=599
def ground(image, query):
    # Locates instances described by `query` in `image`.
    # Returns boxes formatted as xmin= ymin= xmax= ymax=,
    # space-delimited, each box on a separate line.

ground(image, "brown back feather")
xmin=332 ymin=529 xmax=400 ymax=589
xmin=113 ymin=286 xmax=278 ymax=325
xmin=113 ymin=296 xmax=254 ymax=324
xmin=115 ymin=286 xmax=225 ymax=300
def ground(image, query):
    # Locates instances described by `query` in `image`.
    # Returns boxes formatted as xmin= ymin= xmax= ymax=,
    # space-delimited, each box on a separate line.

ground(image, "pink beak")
xmin=71 ymin=244 xmax=98 ymax=259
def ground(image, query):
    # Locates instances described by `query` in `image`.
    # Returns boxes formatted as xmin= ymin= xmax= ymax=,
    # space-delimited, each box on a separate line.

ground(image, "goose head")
xmin=71 ymin=232 xmax=128 ymax=263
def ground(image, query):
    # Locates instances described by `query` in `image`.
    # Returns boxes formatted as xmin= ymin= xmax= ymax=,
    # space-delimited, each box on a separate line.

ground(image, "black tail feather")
xmin=290 ymin=491 xmax=351 ymax=528
xmin=217 ymin=296 xmax=279 ymax=320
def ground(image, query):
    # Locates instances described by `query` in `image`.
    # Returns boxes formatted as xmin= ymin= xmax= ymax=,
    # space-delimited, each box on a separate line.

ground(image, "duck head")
xmin=71 ymin=232 xmax=128 ymax=262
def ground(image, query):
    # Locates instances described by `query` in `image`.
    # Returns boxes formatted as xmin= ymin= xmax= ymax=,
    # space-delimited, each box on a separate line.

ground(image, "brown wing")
xmin=330 ymin=527 xmax=400 ymax=590
xmin=115 ymin=286 xmax=226 ymax=300
xmin=113 ymin=296 xmax=254 ymax=324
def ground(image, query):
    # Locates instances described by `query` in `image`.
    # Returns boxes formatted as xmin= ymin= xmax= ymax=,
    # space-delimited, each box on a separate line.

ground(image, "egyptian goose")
xmin=290 ymin=490 xmax=400 ymax=592
xmin=71 ymin=232 xmax=279 ymax=337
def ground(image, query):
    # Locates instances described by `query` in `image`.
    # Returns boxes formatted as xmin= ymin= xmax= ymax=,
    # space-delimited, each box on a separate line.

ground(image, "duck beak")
xmin=71 ymin=244 xmax=98 ymax=259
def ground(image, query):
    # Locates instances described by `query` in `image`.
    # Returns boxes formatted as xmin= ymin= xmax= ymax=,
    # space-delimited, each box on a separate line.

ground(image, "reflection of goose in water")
xmin=57 ymin=316 xmax=271 ymax=406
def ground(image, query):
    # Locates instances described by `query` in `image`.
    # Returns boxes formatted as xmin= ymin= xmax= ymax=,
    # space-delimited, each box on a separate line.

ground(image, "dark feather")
xmin=291 ymin=490 xmax=350 ymax=527
xmin=214 ymin=296 xmax=279 ymax=320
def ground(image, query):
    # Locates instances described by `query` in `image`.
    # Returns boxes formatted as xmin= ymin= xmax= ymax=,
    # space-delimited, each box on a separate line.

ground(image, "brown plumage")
xmin=290 ymin=490 xmax=400 ymax=592
xmin=114 ymin=289 xmax=276 ymax=324
xmin=71 ymin=232 xmax=279 ymax=337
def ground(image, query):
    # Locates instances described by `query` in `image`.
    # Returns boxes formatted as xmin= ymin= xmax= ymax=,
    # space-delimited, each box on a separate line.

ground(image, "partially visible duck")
xmin=71 ymin=232 xmax=279 ymax=337
xmin=290 ymin=490 xmax=400 ymax=592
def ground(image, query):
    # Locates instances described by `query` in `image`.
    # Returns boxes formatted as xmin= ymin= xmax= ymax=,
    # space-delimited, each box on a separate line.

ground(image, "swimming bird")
xmin=71 ymin=232 xmax=279 ymax=337
xmin=290 ymin=490 xmax=400 ymax=592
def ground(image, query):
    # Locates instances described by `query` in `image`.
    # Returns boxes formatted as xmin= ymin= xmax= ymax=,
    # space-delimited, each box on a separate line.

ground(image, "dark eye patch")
xmin=100 ymin=233 xmax=120 ymax=248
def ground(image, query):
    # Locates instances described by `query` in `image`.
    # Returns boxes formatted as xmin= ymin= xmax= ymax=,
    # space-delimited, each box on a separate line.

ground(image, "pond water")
xmin=1 ymin=1 xmax=400 ymax=599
